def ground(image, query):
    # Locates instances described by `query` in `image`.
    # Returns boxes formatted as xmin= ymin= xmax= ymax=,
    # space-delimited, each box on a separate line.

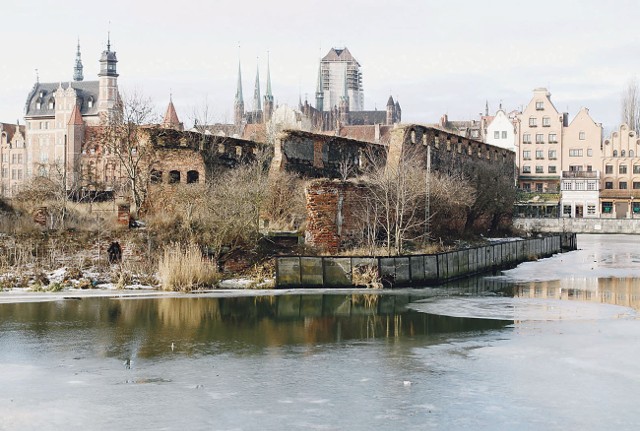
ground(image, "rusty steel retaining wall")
xmin=275 ymin=233 xmax=577 ymax=288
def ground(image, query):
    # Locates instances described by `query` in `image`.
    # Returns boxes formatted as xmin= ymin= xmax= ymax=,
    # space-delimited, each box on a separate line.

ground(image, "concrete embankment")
xmin=515 ymin=218 xmax=640 ymax=234
xmin=275 ymin=233 xmax=577 ymax=288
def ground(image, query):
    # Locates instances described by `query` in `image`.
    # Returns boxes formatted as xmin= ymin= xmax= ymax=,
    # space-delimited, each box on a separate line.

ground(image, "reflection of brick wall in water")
xmin=305 ymin=180 xmax=365 ymax=253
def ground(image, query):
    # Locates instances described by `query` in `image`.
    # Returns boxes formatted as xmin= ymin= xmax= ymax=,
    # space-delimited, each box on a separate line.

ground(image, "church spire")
xmin=265 ymin=53 xmax=273 ymax=99
xmin=235 ymin=61 xmax=243 ymax=104
xmin=263 ymin=53 xmax=274 ymax=122
xmin=253 ymin=62 xmax=262 ymax=112
xmin=234 ymin=60 xmax=244 ymax=127
xmin=73 ymin=38 xmax=84 ymax=81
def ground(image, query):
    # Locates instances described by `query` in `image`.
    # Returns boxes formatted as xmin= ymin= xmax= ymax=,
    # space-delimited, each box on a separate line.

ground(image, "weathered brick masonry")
xmin=304 ymin=179 xmax=365 ymax=253
xmin=271 ymin=125 xmax=516 ymax=251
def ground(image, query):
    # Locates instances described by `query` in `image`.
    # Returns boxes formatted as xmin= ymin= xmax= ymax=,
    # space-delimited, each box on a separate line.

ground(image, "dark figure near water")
xmin=107 ymin=242 xmax=122 ymax=264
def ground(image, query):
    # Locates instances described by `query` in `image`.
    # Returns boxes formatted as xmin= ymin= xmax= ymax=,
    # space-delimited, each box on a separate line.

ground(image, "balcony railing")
xmin=561 ymin=171 xmax=599 ymax=179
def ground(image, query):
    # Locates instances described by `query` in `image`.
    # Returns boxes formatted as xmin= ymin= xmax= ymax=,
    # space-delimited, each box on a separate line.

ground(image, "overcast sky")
xmin=1 ymin=0 xmax=638 ymax=133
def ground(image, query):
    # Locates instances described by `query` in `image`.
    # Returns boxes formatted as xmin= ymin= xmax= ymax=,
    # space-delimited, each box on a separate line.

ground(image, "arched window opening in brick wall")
xmin=169 ymin=170 xmax=181 ymax=184
xmin=187 ymin=170 xmax=199 ymax=184
xmin=150 ymin=170 xmax=163 ymax=184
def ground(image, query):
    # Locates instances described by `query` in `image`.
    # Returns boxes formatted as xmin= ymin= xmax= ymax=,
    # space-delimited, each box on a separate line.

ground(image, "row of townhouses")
xmin=440 ymin=88 xmax=640 ymax=220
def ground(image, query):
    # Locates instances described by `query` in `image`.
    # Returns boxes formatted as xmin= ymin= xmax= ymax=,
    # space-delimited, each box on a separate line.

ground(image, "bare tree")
xmin=622 ymin=78 xmax=640 ymax=133
xmin=360 ymin=146 xmax=428 ymax=255
xmin=92 ymin=92 xmax=157 ymax=216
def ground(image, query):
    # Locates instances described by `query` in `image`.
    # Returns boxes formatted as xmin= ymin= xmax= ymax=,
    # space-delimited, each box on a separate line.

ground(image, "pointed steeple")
xmin=265 ymin=54 xmax=273 ymax=99
xmin=234 ymin=60 xmax=244 ymax=127
xmin=162 ymin=94 xmax=182 ymax=130
xmin=73 ymin=39 xmax=84 ymax=81
xmin=263 ymin=53 xmax=274 ymax=122
xmin=235 ymin=61 xmax=243 ymax=104
xmin=315 ymin=62 xmax=324 ymax=112
xmin=253 ymin=62 xmax=261 ymax=112
xmin=68 ymin=103 xmax=84 ymax=126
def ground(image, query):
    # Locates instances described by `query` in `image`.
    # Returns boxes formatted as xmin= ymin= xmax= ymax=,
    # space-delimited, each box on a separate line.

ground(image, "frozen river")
xmin=1 ymin=234 xmax=639 ymax=430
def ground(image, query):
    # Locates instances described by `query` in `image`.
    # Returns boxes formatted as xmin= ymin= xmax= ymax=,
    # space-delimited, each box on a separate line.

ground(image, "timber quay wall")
xmin=275 ymin=233 xmax=577 ymax=288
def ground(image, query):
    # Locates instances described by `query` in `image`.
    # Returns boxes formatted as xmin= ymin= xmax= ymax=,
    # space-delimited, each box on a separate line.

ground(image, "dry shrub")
xmin=158 ymin=242 xmax=219 ymax=291
xmin=352 ymin=264 xmax=383 ymax=289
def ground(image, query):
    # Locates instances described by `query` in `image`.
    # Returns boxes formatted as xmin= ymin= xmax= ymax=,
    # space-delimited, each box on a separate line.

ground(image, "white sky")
xmin=1 ymin=0 xmax=638 ymax=133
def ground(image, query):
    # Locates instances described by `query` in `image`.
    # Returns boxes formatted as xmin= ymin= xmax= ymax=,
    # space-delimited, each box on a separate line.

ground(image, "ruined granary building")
xmin=268 ymin=125 xmax=517 ymax=252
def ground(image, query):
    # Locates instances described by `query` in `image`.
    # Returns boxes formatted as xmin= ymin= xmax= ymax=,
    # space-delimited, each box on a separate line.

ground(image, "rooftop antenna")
xmin=107 ymin=20 xmax=111 ymax=50
xmin=35 ymin=68 xmax=39 ymax=83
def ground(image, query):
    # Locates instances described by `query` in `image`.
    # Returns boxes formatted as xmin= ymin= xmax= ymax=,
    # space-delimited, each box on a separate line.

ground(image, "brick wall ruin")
xmin=304 ymin=179 xmax=366 ymax=253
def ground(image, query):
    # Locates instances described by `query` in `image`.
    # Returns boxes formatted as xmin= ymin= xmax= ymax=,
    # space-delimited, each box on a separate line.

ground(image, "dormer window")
xmin=48 ymin=98 xmax=55 ymax=109
xmin=87 ymin=97 xmax=94 ymax=108
xmin=36 ymin=100 xmax=42 ymax=110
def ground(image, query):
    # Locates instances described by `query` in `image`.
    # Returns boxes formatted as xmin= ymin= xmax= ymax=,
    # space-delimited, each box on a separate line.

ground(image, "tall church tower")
xmin=234 ymin=61 xmax=244 ymax=127
xmin=263 ymin=56 xmax=274 ymax=122
xmin=98 ymin=34 xmax=119 ymax=114
xmin=338 ymin=70 xmax=350 ymax=126
xmin=315 ymin=62 xmax=324 ymax=113
xmin=73 ymin=39 xmax=84 ymax=82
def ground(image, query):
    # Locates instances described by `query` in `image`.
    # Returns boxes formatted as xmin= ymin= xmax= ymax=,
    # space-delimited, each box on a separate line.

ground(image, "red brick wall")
xmin=305 ymin=180 xmax=364 ymax=253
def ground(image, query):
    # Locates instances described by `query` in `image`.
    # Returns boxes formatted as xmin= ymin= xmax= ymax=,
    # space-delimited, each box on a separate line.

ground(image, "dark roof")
xmin=348 ymin=110 xmax=387 ymax=125
xmin=25 ymin=81 xmax=99 ymax=118
xmin=0 ymin=123 xmax=24 ymax=142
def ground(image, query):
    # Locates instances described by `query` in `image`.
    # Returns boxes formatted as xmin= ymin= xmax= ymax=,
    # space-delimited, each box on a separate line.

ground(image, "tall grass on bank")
xmin=158 ymin=242 xmax=219 ymax=291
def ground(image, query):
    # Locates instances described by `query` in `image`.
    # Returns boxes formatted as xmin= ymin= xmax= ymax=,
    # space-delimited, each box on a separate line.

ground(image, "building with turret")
xmin=21 ymin=38 xmax=120 ymax=188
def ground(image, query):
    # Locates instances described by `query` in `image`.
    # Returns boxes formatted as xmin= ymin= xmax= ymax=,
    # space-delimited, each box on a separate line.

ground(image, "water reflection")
xmin=0 ymin=294 xmax=510 ymax=362
xmin=513 ymin=277 xmax=640 ymax=310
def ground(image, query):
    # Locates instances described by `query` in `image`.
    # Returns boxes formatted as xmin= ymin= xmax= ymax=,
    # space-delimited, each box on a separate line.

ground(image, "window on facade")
xmin=48 ymin=99 xmax=55 ymax=109
xmin=605 ymin=165 xmax=613 ymax=174
xmin=548 ymin=150 xmax=557 ymax=159
xmin=563 ymin=182 xmax=573 ymax=191
xmin=579 ymin=131 xmax=586 ymax=140
xmin=576 ymin=181 xmax=586 ymax=190
xmin=535 ymin=165 xmax=544 ymax=173
xmin=522 ymin=183 xmax=531 ymax=191
xmin=549 ymin=133 xmax=557 ymax=143
xmin=536 ymin=134 xmax=544 ymax=143
xmin=605 ymin=181 xmax=613 ymax=189
xmin=602 ymin=202 xmax=613 ymax=214
xmin=536 ymin=183 xmax=543 ymax=192
xmin=536 ymin=101 xmax=544 ymax=110
xmin=569 ymin=149 xmax=583 ymax=157
xmin=620 ymin=181 xmax=628 ymax=189
xmin=633 ymin=182 xmax=640 ymax=190
xmin=501 ymin=131 xmax=507 ymax=139
xmin=587 ymin=205 xmax=596 ymax=215
xmin=523 ymin=133 xmax=531 ymax=143
xmin=88 ymin=98 xmax=94 ymax=108
xmin=587 ymin=181 xmax=596 ymax=191
xmin=634 ymin=165 xmax=640 ymax=174
xmin=548 ymin=165 xmax=557 ymax=173
xmin=536 ymin=150 xmax=544 ymax=159
xmin=630 ymin=150 xmax=635 ymax=157
xmin=523 ymin=150 xmax=531 ymax=160
xmin=622 ymin=150 xmax=626 ymax=157
xmin=522 ymin=165 xmax=531 ymax=173
xmin=471 ymin=130 xmax=479 ymax=138
xmin=542 ymin=117 xmax=550 ymax=127
xmin=529 ymin=117 xmax=537 ymax=127
xmin=563 ymin=205 xmax=572 ymax=215
xmin=619 ymin=165 xmax=627 ymax=174
xmin=494 ymin=131 xmax=499 ymax=139
xmin=613 ymin=150 xmax=618 ymax=157
xmin=586 ymin=148 xmax=593 ymax=157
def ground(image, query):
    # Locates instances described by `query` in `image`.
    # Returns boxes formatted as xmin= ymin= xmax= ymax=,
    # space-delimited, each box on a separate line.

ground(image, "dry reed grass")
xmin=158 ymin=242 xmax=219 ymax=291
